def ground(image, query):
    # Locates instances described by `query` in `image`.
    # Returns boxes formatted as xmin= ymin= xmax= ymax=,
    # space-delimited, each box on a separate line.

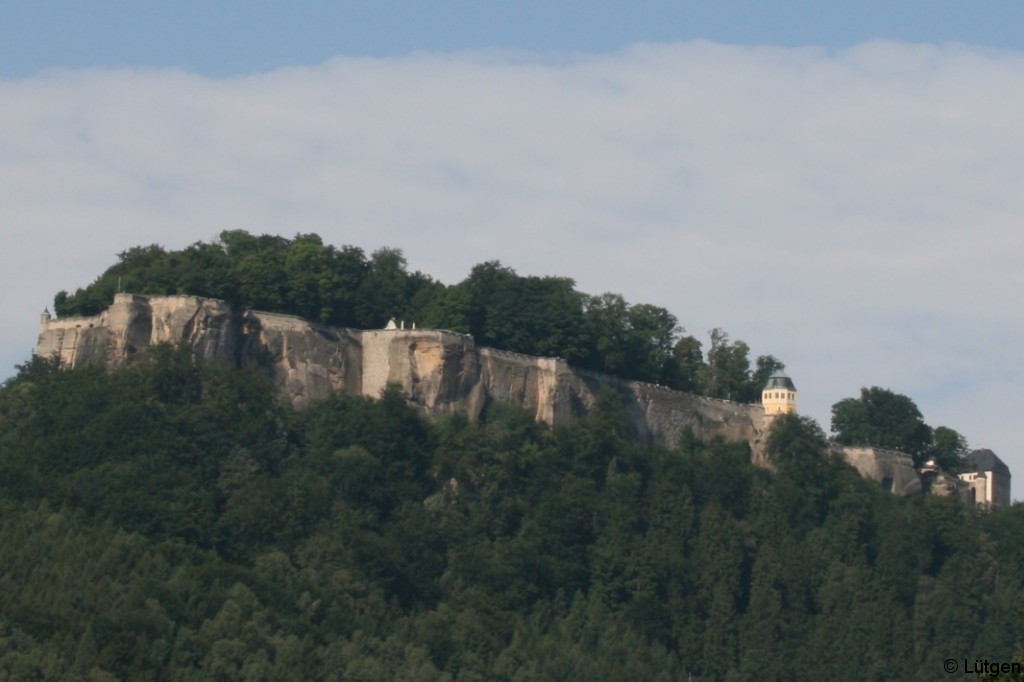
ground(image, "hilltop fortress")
xmin=35 ymin=293 xmax=942 ymax=497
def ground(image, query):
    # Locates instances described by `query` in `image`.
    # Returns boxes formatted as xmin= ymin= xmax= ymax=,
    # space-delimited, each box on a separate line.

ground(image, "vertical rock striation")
xmin=39 ymin=294 xmax=953 ymax=495
xmin=58 ymin=296 xmax=966 ymax=477
xmin=37 ymin=294 xmax=770 ymax=455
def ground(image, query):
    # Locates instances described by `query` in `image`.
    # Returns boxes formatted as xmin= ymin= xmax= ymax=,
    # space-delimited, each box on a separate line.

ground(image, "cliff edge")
xmin=37 ymin=294 xmax=770 ymax=456
xmin=38 ymin=295 xmax=952 ymax=496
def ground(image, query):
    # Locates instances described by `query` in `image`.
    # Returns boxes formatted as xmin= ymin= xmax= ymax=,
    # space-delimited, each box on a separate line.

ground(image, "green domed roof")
xmin=763 ymin=370 xmax=796 ymax=391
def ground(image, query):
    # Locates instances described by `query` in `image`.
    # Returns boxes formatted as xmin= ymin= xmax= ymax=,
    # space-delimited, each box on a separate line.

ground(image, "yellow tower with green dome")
xmin=762 ymin=370 xmax=797 ymax=415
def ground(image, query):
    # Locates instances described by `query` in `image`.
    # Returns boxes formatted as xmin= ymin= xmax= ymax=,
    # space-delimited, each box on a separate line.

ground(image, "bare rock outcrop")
xmin=40 ymin=295 xmax=963 ymax=496
xmin=835 ymin=447 xmax=923 ymax=496
xmin=238 ymin=310 xmax=361 ymax=404
xmin=37 ymin=294 xmax=235 ymax=368
xmin=43 ymin=294 xmax=973 ymax=499
xmin=37 ymin=294 xmax=769 ymax=456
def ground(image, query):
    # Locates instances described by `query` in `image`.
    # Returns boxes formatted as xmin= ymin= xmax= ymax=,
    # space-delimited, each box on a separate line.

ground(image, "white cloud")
xmin=2 ymin=41 xmax=1023 ymax=494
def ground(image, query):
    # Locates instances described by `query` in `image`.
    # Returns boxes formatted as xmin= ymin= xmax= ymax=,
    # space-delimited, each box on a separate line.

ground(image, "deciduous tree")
xmin=830 ymin=387 xmax=933 ymax=465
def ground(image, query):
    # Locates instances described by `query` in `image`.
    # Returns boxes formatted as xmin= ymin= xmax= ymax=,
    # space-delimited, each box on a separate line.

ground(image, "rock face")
xmin=37 ymin=295 xmax=236 ymax=368
xmin=37 ymin=295 xmax=947 ymax=497
xmin=237 ymin=309 xmax=362 ymax=403
xmin=834 ymin=447 xmax=923 ymax=496
xmin=38 ymin=294 xmax=770 ymax=455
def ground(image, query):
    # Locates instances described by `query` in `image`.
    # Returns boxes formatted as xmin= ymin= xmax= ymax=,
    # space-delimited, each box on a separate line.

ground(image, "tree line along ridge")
xmin=52 ymin=230 xmax=977 ymax=473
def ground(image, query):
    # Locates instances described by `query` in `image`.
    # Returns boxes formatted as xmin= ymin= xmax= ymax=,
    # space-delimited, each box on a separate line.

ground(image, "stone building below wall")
xmin=958 ymin=449 xmax=1012 ymax=509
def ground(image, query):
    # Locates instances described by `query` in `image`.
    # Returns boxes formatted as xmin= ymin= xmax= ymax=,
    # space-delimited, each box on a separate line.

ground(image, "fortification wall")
xmin=34 ymin=295 xmax=772 ymax=460
xmin=147 ymin=295 xmax=236 ymax=361
xmin=239 ymin=310 xmax=360 ymax=406
xmin=38 ymin=294 xmax=238 ymax=368
xmin=475 ymin=348 xmax=569 ymax=426
xmin=837 ymin=447 xmax=923 ymax=496
xmin=40 ymin=295 xmax=963 ymax=492
xmin=630 ymin=381 xmax=768 ymax=455
xmin=360 ymin=330 xmax=394 ymax=398
xmin=359 ymin=328 xmax=479 ymax=410
xmin=38 ymin=295 xmax=998 ymax=505
xmin=37 ymin=322 xmax=93 ymax=367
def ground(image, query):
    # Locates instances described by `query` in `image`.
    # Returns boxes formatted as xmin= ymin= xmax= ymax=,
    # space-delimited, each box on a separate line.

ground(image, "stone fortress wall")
xmin=838 ymin=446 xmax=923 ymax=496
xmin=38 ymin=294 xmax=936 ymax=495
xmin=37 ymin=294 xmax=237 ymax=369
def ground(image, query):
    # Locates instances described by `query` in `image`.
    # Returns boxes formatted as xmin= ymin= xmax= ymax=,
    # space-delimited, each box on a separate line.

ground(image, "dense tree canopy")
xmin=831 ymin=387 xmax=933 ymax=457
xmin=53 ymin=230 xmax=785 ymax=400
xmin=930 ymin=425 xmax=970 ymax=472
xmin=0 ymin=352 xmax=1020 ymax=678
xmin=30 ymin=231 xmax=1013 ymax=677
xmin=831 ymin=387 xmax=970 ymax=469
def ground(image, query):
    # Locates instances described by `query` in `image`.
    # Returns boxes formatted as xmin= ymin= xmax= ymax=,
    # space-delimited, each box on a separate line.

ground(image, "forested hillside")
xmin=53 ymin=231 xmax=781 ymax=401
xmin=1 ymin=350 xmax=1022 ymax=680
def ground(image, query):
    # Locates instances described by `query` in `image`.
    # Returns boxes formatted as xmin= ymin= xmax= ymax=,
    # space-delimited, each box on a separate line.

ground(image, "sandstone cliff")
xmin=38 ymin=295 xmax=944 ymax=496
xmin=37 ymin=295 xmax=236 ymax=368
xmin=38 ymin=294 xmax=770 ymax=456
xmin=832 ymin=446 xmax=923 ymax=496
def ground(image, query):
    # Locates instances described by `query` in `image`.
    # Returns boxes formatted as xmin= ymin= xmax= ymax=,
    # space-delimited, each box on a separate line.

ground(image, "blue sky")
xmin=3 ymin=1 xmax=1023 ymax=77
xmin=2 ymin=3 xmax=1023 ymax=494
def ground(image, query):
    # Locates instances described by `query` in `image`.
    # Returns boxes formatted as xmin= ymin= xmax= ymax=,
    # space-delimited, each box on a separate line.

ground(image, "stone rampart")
xmin=34 ymin=295 xmax=778 ymax=462
xmin=37 ymin=294 xmax=235 ymax=368
xmin=43 ymin=296 xmax=988 ymax=497
xmin=239 ymin=310 xmax=360 ymax=405
xmin=835 ymin=446 xmax=923 ymax=496
xmin=40 ymin=295 xmax=964 ymax=493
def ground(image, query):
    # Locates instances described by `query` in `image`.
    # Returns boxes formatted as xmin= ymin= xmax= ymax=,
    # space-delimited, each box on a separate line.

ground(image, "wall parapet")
xmin=478 ymin=346 xmax=560 ymax=365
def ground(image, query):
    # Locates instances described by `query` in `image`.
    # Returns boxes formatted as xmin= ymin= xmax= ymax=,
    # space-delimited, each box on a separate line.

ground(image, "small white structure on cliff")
xmin=762 ymin=369 xmax=797 ymax=415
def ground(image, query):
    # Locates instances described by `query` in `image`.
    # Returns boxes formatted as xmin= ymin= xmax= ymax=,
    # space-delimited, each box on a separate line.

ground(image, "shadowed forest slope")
xmin=0 ymin=351 xmax=1021 ymax=679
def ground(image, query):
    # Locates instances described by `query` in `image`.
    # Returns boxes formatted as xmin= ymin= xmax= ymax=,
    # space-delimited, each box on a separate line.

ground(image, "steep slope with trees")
xmin=0 ymin=353 xmax=1020 ymax=679
xmin=14 ymin=231 xmax=1013 ymax=678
